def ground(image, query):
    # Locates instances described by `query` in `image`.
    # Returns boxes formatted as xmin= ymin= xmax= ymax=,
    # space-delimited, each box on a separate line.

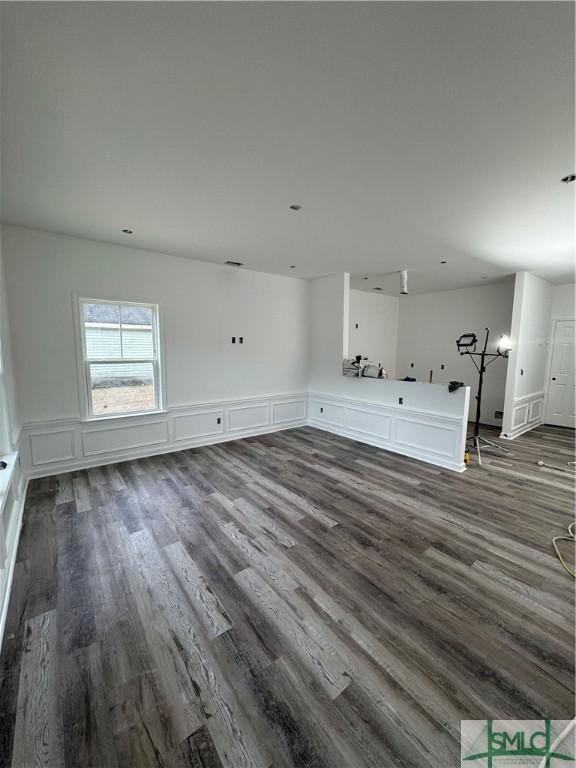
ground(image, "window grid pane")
xmin=88 ymin=361 xmax=157 ymax=416
xmin=81 ymin=300 xmax=160 ymax=417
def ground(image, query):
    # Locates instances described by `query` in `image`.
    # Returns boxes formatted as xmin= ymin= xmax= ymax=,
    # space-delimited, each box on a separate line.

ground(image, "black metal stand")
xmin=458 ymin=328 xmax=511 ymax=466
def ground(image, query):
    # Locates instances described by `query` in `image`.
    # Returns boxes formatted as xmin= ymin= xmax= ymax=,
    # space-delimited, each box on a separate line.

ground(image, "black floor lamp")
xmin=456 ymin=327 xmax=512 ymax=465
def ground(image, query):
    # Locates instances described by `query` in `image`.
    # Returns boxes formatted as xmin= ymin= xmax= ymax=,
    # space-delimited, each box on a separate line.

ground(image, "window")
xmin=78 ymin=299 xmax=161 ymax=417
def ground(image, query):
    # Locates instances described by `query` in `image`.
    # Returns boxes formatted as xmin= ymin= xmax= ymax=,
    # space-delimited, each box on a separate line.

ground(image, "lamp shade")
xmin=497 ymin=334 xmax=512 ymax=354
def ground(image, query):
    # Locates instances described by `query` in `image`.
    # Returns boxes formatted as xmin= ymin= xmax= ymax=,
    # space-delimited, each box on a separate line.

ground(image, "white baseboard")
xmin=500 ymin=420 xmax=543 ymax=440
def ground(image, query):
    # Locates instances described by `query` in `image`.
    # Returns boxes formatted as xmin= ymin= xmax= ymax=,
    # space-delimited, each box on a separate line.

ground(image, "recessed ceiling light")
xmin=225 ymin=260 xmax=243 ymax=267
xmin=122 ymin=228 xmax=133 ymax=234
xmin=289 ymin=204 xmax=302 ymax=211
xmin=289 ymin=265 xmax=297 ymax=269
xmin=362 ymin=276 xmax=369 ymax=280
xmin=440 ymin=260 xmax=447 ymax=264
xmin=373 ymin=287 xmax=383 ymax=291
xmin=481 ymin=276 xmax=489 ymax=279
xmin=561 ymin=174 xmax=575 ymax=183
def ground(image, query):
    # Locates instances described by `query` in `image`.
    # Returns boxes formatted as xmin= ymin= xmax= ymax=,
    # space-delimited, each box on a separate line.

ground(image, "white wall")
xmin=0 ymin=228 xmax=19 ymax=450
xmin=501 ymin=271 xmax=554 ymax=438
xmin=3 ymin=225 xmax=309 ymax=424
xmin=309 ymin=273 xmax=470 ymax=471
xmin=551 ymin=283 xmax=575 ymax=321
xmin=348 ymin=289 xmax=399 ymax=377
xmin=396 ymin=283 xmax=514 ymax=427
xmin=0 ymin=227 xmax=20 ymax=452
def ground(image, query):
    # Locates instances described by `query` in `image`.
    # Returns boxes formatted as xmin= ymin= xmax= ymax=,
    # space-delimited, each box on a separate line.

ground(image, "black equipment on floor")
xmin=456 ymin=327 xmax=511 ymax=465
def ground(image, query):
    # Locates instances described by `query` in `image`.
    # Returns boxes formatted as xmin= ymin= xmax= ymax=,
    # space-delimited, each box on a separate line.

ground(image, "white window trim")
xmin=74 ymin=296 xmax=165 ymax=421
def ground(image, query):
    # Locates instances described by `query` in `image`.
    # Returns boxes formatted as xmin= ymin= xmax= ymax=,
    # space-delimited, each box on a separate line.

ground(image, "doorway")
xmin=545 ymin=320 xmax=575 ymax=428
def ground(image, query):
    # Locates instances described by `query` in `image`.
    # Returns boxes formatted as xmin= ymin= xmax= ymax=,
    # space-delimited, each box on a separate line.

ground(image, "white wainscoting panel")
xmin=30 ymin=428 xmax=76 ymax=466
xmin=501 ymin=391 xmax=545 ymax=440
xmin=395 ymin=417 xmax=456 ymax=458
xmin=173 ymin=410 xmax=224 ymax=442
xmin=19 ymin=390 xmax=469 ymax=477
xmin=228 ymin=404 xmax=269 ymax=432
xmin=272 ymin=400 xmax=307 ymax=425
xmin=513 ymin=404 xmax=529 ymax=429
xmin=529 ymin=398 xmax=543 ymax=422
xmin=308 ymin=391 xmax=469 ymax=472
xmin=346 ymin=406 xmax=392 ymax=441
xmin=310 ymin=400 xmax=344 ymax=427
xmin=82 ymin=420 xmax=169 ymax=457
xmin=20 ymin=393 xmax=308 ymax=478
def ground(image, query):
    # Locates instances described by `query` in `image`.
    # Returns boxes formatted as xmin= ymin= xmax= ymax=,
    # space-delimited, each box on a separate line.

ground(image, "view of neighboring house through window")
xmin=80 ymin=300 xmax=161 ymax=417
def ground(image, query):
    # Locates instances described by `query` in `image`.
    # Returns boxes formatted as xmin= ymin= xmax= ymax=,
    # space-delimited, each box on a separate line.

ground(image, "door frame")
xmin=543 ymin=317 xmax=575 ymax=426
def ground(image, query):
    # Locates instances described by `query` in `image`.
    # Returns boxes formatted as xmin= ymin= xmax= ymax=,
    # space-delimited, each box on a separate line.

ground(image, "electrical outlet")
xmin=520 ymin=368 xmax=524 ymax=375
xmin=232 ymin=336 xmax=236 ymax=343
xmin=494 ymin=410 xmax=503 ymax=420
xmin=320 ymin=407 xmax=324 ymax=413
xmin=217 ymin=417 xmax=222 ymax=425
xmin=399 ymin=397 xmax=404 ymax=405
xmin=239 ymin=337 xmax=244 ymax=344
xmin=410 ymin=363 xmax=414 ymax=368
xmin=441 ymin=364 xmax=445 ymax=370
xmin=355 ymin=323 xmax=359 ymax=329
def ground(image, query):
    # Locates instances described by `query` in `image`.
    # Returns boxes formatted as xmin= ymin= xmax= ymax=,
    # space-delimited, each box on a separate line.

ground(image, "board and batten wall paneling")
xmin=309 ymin=393 xmax=469 ymax=472
xmin=19 ymin=389 xmax=469 ymax=476
xmin=19 ymin=394 xmax=309 ymax=478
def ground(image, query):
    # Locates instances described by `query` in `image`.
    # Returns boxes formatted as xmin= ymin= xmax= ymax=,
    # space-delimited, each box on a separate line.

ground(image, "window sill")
xmin=81 ymin=409 xmax=168 ymax=424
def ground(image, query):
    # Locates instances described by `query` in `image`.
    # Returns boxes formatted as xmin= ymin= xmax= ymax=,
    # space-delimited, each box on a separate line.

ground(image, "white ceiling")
xmin=350 ymin=271 xmax=514 ymax=296
xmin=1 ymin=2 xmax=574 ymax=291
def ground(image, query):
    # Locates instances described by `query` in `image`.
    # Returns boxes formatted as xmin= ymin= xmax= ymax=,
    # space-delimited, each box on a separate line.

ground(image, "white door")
xmin=545 ymin=320 xmax=575 ymax=428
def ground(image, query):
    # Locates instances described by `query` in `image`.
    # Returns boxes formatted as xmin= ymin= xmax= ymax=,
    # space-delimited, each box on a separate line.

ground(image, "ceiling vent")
xmin=225 ymin=260 xmax=244 ymax=267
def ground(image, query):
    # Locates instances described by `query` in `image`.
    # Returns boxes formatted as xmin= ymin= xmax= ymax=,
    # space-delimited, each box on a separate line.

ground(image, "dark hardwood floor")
xmin=1 ymin=425 xmax=574 ymax=768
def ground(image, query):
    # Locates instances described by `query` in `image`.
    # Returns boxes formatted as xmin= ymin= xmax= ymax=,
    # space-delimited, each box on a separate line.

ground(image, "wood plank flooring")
xmin=1 ymin=425 xmax=574 ymax=768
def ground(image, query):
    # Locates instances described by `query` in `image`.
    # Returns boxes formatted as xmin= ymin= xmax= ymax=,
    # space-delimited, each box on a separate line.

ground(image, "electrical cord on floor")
xmin=537 ymin=718 xmax=576 ymax=768
xmin=536 ymin=459 xmax=576 ymax=473
xmin=552 ymin=522 xmax=576 ymax=579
